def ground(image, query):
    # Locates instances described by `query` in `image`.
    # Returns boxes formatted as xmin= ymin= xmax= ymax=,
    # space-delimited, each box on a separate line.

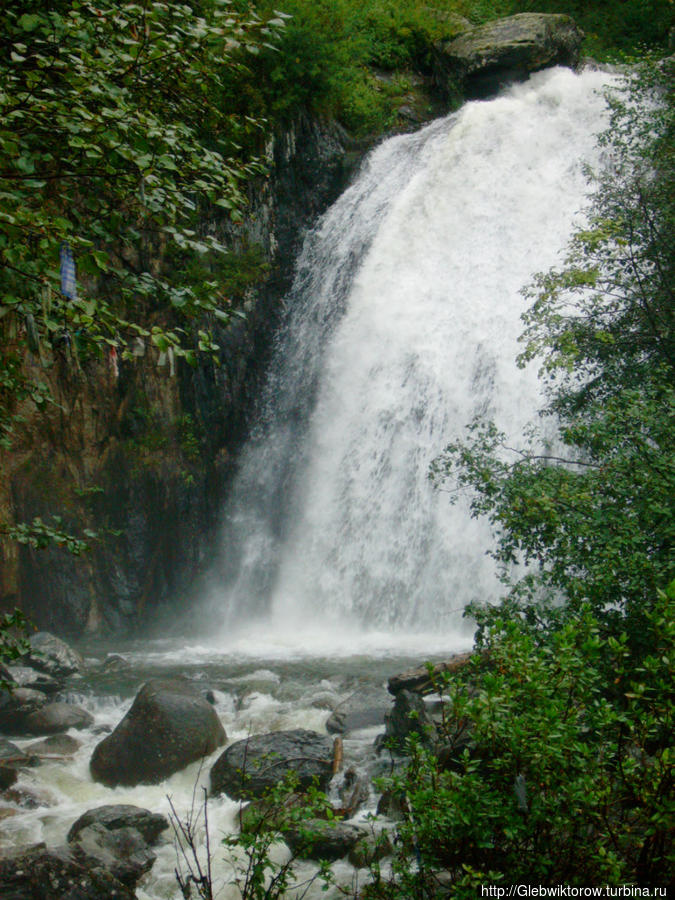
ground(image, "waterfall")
xmin=205 ymin=66 xmax=613 ymax=652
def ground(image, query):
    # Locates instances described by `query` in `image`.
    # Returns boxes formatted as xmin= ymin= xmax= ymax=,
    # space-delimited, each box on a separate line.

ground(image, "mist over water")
xmin=203 ymin=67 xmax=614 ymax=656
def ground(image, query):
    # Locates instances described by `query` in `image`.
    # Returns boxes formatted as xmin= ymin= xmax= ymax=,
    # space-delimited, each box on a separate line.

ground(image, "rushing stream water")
xmin=1 ymin=66 xmax=615 ymax=897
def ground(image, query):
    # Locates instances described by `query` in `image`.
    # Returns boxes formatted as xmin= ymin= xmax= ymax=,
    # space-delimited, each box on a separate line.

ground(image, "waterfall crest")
xmin=206 ymin=67 xmax=613 ymax=651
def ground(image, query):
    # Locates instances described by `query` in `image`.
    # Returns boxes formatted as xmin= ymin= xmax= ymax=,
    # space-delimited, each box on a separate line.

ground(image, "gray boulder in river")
xmin=0 ymin=842 xmax=136 ymax=900
xmin=27 ymin=631 xmax=85 ymax=679
xmin=23 ymin=701 xmax=94 ymax=735
xmin=67 ymin=803 xmax=169 ymax=844
xmin=90 ymin=678 xmax=226 ymax=787
xmin=211 ymin=728 xmax=334 ymax=800
xmin=66 ymin=804 xmax=169 ymax=889
xmin=435 ymin=13 xmax=584 ymax=98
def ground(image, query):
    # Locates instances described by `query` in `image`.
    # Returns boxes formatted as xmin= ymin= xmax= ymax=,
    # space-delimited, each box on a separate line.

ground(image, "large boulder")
xmin=27 ymin=631 xmax=84 ymax=679
xmin=67 ymin=804 xmax=169 ymax=845
xmin=435 ymin=13 xmax=583 ymax=98
xmin=0 ymin=685 xmax=47 ymax=733
xmin=284 ymin=819 xmax=367 ymax=862
xmin=377 ymin=690 xmax=437 ymax=753
xmin=23 ymin=702 xmax=94 ymax=736
xmin=211 ymin=729 xmax=334 ymax=800
xmin=69 ymin=822 xmax=156 ymax=888
xmin=90 ymin=678 xmax=226 ymax=787
xmin=0 ymin=843 xmax=135 ymax=900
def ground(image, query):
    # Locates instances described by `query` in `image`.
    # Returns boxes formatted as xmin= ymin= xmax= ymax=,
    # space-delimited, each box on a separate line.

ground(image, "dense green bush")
xmin=373 ymin=593 xmax=674 ymax=895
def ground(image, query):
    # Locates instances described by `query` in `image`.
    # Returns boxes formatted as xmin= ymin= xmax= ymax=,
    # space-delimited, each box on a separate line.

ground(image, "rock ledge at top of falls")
xmin=210 ymin=729 xmax=334 ymax=800
xmin=90 ymin=678 xmax=226 ymax=787
xmin=434 ymin=13 xmax=584 ymax=98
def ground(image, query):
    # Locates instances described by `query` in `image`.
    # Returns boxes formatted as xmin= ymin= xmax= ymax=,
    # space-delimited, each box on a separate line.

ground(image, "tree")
xmin=371 ymin=592 xmax=675 ymax=895
xmin=431 ymin=57 xmax=675 ymax=647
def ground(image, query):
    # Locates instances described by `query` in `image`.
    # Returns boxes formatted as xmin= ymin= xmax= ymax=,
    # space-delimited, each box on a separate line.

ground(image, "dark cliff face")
xmin=0 ymin=113 xmax=353 ymax=637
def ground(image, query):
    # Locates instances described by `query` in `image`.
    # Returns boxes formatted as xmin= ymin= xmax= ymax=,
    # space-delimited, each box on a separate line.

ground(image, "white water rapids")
xmin=203 ymin=65 xmax=614 ymax=655
xmin=1 ymin=67 xmax=616 ymax=899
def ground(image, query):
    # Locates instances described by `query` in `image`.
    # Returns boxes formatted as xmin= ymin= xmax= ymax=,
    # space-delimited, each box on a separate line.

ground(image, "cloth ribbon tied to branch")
xmin=59 ymin=242 xmax=78 ymax=300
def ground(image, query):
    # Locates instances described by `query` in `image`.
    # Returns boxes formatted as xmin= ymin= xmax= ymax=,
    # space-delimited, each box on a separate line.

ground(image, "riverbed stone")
xmin=435 ymin=13 xmax=583 ymax=98
xmin=90 ymin=678 xmax=226 ymax=787
xmin=348 ymin=829 xmax=394 ymax=867
xmin=68 ymin=803 xmax=170 ymax=845
xmin=4 ymin=664 xmax=61 ymax=694
xmin=101 ymin=653 xmax=131 ymax=673
xmin=0 ymin=737 xmax=27 ymax=762
xmin=0 ymin=842 xmax=136 ymax=900
xmin=25 ymin=733 xmax=82 ymax=757
xmin=23 ymin=702 xmax=94 ymax=735
xmin=210 ymin=729 xmax=334 ymax=800
xmin=27 ymin=631 xmax=85 ymax=679
xmin=237 ymin=791 xmax=307 ymax=832
xmin=326 ymin=704 xmax=389 ymax=735
xmin=284 ymin=819 xmax=367 ymax=862
xmin=0 ymin=764 xmax=17 ymax=790
xmin=70 ymin=822 xmax=156 ymax=888
xmin=0 ymin=686 xmax=47 ymax=733
xmin=377 ymin=690 xmax=437 ymax=752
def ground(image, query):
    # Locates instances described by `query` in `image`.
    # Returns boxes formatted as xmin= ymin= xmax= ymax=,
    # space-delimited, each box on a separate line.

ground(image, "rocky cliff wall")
xmin=0 ymin=113 xmax=353 ymax=636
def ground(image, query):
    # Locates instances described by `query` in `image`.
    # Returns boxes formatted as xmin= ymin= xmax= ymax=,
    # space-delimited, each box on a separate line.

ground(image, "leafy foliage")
xmin=0 ymin=0 xmax=285 ymax=440
xmin=371 ymin=595 xmax=674 ymax=895
xmin=0 ymin=608 xmax=30 ymax=689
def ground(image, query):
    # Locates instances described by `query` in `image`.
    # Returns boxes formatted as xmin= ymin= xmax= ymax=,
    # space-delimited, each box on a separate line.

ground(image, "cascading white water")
xmin=207 ymin=66 xmax=614 ymax=652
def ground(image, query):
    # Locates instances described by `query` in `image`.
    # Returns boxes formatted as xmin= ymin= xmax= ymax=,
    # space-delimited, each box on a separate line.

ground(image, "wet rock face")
xmin=22 ymin=702 xmax=94 ymax=736
xmin=90 ymin=678 xmax=226 ymax=787
xmin=0 ymin=843 xmax=136 ymax=900
xmin=3 ymin=115 xmax=353 ymax=641
xmin=27 ymin=631 xmax=85 ymax=679
xmin=69 ymin=822 xmax=156 ymax=888
xmin=210 ymin=728 xmax=334 ymax=800
xmin=435 ymin=13 xmax=583 ymax=98
xmin=377 ymin=689 xmax=437 ymax=753
xmin=67 ymin=804 xmax=169 ymax=845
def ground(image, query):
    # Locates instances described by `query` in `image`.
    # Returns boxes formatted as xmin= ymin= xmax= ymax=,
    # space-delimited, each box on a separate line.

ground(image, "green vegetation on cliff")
xmin=240 ymin=0 xmax=673 ymax=136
